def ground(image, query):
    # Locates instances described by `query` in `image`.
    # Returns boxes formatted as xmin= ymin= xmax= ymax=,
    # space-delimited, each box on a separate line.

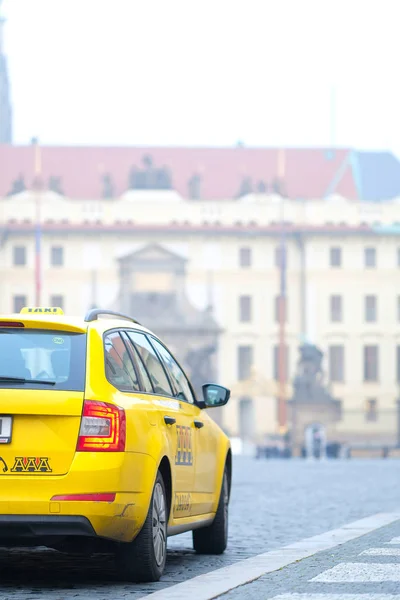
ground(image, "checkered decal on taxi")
xmin=175 ymin=425 xmax=193 ymax=466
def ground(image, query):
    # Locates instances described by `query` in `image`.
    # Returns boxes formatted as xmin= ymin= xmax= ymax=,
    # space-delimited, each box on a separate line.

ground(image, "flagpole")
xmin=277 ymin=148 xmax=287 ymax=437
xmin=330 ymin=86 xmax=336 ymax=150
xmin=33 ymin=139 xmax=42 ymax=305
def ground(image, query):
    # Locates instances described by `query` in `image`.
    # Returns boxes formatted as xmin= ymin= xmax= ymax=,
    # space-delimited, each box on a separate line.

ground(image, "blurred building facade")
xmin=1 ymin=187 xmax=400 ymax=447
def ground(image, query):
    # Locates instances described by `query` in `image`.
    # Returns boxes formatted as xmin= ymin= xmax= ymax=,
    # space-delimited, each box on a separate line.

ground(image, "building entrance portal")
xmin=114 ymin=243 xmax=222 ymax=423
xmin=304 ymin=423 xmax=327 ymax=459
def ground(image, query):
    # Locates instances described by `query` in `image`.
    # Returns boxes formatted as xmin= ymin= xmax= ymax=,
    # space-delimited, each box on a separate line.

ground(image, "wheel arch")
xmin=225 ymin=448 xmax=232 ymax=500
xmin=158 ymin=455 xmax=173 ymax=521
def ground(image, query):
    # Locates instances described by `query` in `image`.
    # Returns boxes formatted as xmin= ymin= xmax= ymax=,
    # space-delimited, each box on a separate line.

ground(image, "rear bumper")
xmin=0 ymin=452 xmax=158 ymax=543
xmin=0 ymin=515 xmax=96 ymax=538
xmin=0 ymin=496 xmax=145 ymax=543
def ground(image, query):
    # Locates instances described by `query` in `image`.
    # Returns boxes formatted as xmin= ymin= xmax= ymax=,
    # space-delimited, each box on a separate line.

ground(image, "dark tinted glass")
xmin=126 ymin=331 xmax=173 ymax=397
xmin=104 ymin=331 xmax=141 ymax=392
xmin=121 ymin=332 xmax=154 ymax=393
xmin=0 ymin=329 xmax=86 ymax=391
xmin=149 ymin=337 xmax=195 ymax=403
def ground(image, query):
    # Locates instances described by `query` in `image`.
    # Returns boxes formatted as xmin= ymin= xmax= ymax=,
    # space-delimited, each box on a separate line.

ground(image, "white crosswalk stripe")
xmin=254 ymin=532 xmax=400 ymax=599
xmin=271 ymin=594 xmax=400 ymax=600
xmin=310 ymin=562 xmax=400 ymax=582
xmin=361 ymin=548 xmax=400 ymax=556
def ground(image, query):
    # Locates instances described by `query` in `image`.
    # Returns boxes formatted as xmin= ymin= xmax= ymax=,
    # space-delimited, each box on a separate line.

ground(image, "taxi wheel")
xmin=193 ymin=468 xmax=229 ymax=555
xmin=116 ymin=471 xmax=168 ymax=582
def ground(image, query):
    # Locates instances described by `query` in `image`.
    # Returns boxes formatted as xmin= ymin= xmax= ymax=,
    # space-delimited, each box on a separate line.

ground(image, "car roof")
xmin=0 ymin=310 xmax=153 ymax=336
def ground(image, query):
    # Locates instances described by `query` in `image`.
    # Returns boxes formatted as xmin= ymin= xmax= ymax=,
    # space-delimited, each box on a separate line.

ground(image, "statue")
xmin=188 ymin=174 xmax=202 ymax=200
xmin=48 ymin=176 xmax=64 ymax=195
xmin=102 ymin=173 xmax=114 ymax=199
xmin=292 ymin=344 xmax=329 ymax=403
xmin=7 ymin=174 xmax=26 ymax=196
xmin=236 ymin=176 xmax=253 ymax=198
xmin=128 ymin=155 xmax=173 ymax=191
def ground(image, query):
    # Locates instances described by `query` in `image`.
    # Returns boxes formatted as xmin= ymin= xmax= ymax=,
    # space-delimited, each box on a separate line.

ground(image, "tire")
xmin=116 ymin=471 xmax=168 ymax=582
xmin=193 ymin=468 xmax=229 ymax=555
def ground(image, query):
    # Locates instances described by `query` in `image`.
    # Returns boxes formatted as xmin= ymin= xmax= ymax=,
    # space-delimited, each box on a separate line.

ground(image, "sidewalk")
xmin=219 ymin=517 xmax=400 ymax=599
xmin=140 ymin=512 xmax=400 ymax=600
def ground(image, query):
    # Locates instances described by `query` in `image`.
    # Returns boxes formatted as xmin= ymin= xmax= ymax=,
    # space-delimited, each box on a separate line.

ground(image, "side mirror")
xmin=201 ymin=383 xmax=231 ymax=408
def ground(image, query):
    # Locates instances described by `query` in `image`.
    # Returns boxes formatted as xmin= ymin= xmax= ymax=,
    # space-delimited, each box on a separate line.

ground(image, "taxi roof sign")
xmin=20 ymin=307 xmax=64 ymax=315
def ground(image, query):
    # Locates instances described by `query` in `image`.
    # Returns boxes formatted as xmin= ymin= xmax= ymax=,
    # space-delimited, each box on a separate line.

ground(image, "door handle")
xmin=164 ymin=415 xmax=176 ymax=426
xmin=194 ymin=420 xmax=204 ymax=429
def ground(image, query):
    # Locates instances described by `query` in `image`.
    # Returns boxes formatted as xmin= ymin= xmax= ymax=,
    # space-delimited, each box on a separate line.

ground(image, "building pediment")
xmin=118 ymin=243 xmax=187 ymax=268
xmin=4 ymin=190 xmax=67 ymax=203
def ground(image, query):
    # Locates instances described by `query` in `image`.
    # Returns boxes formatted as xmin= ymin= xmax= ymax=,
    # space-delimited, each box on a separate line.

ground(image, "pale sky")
xmin=3 ymin=0 xmax=400 ymax=152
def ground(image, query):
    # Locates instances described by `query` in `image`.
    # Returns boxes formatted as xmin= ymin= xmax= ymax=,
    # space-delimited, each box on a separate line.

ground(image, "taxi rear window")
xmin=0 ymin=329 xmax=86 ymax=391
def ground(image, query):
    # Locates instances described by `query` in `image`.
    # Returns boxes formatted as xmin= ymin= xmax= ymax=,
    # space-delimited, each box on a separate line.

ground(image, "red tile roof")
xmin=0 ymin=145 xmax=358 ymax=200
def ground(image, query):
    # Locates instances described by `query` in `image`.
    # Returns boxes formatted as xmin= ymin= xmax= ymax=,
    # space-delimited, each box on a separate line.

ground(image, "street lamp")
xmin=277 ymin=149 xmax=287 ymax=438
xmin=397 ymin=384 xmax=400 ymax=447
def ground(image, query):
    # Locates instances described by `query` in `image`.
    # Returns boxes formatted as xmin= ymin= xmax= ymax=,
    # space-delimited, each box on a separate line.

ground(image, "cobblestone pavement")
xmin=219 ymin=517 xmax=400 ymax=599
xmin=0 ymin=457 xmax=399 ymax=599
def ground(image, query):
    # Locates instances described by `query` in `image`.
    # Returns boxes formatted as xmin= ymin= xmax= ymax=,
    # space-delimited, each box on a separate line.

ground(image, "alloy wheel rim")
xmin=152 ymin=482 xmax=167 ymax=567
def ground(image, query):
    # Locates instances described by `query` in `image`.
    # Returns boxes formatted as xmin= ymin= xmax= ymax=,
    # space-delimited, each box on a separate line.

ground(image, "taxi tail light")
xmin=77 ymin=400 xmax=126 ymax=452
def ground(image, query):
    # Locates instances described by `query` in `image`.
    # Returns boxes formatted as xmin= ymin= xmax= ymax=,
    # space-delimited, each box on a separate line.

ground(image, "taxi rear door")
xmin=124 ymin=331 xmax=195 ymax=519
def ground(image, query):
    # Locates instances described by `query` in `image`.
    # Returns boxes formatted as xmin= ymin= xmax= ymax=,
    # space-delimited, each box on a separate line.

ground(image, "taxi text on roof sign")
xmin=20 ymin=307 xmax=64 ymax=315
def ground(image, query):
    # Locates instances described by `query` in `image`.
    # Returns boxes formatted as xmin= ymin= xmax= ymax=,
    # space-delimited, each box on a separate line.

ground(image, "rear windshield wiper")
xmin=0 ymin=376 xmax=56 ymax=386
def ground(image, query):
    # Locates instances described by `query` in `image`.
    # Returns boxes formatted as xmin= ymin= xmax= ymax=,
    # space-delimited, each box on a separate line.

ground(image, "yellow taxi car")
xmin=0 ymin=307 xmax=232 ymax=582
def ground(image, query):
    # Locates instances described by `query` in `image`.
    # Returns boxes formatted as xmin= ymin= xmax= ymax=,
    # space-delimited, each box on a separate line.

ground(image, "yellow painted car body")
xmin=0 ymin=308 xmax=232 ymax=551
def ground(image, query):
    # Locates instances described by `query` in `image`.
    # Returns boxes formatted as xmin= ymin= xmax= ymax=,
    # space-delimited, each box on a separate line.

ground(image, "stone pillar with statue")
xmin=288 ymin=344 xmax=342 ymax=458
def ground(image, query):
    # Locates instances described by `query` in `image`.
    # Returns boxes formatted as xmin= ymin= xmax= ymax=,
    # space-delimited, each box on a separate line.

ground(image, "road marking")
xmin=140 ymin=511 xmax=400 ymax=600
xmin=388 ymin=537 xmax=400 ymax=544
xmin=311 ymin=563 xmax=400 ymax=582
xmin=361 ymin=547 xmax=400 ymax=556
xmin=271 ymin=594 xmax=400 ymax=600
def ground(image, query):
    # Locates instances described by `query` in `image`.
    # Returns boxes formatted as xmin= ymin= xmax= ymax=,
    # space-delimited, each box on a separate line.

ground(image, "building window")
xmin=364 ymin=345 xmax=379 ymax=382
xmin=51 ymin=246 xmax=64 ymax=267
xmin=365 ymin=398 xmax=378 ymax=422
xmin=329 ymin=345 xmax=344 ymax=382
xmin=365 ymin=247 xmax=376 ymax=268
xmin=365 ymin=295 xmax=377 ymax=322
xmin=397 ymin=346 xmax=400 ymax=383
xmin=238 ymin=345 xmax=253 ymax=380
xmin=239 ymin=295 xmax=252 ymax=322
xmin=239 ymin=397 xmax=255 ymax=441
xmin=330 ymin=247 xmax=342 ymax=267
xmin=273 ymin=344 xmax=289 ymax=381
xmin=274 ymin=295 xmax=287 ymax=322
xmin=330 ymin=295 xmax=342 ymax=322
xmin=275 ymin=246 xmax=287 ymax=268
xmin=13 ymin=246 xmax=26 ymax=266
xmin=397 ymin=248 xmax=400 ymax=267
xmin=50 ymin=295 xmax=64 ymax=310
xmin=13 ymin=295 xmax=26 ymax=313
xmin=239 ymin=247 xmax=251 ymax=268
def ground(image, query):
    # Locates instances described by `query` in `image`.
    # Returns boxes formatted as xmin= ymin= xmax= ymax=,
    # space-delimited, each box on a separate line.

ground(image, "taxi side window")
xmin=104 ymin=331 xmax=141 ymax=392
xmin=121 ymin=331 xmax=154 ymax=393
xmin=126 ymin=331 xmax=173 ymax=397
xmin=149 ymin=337 xmax=195 ymax=404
